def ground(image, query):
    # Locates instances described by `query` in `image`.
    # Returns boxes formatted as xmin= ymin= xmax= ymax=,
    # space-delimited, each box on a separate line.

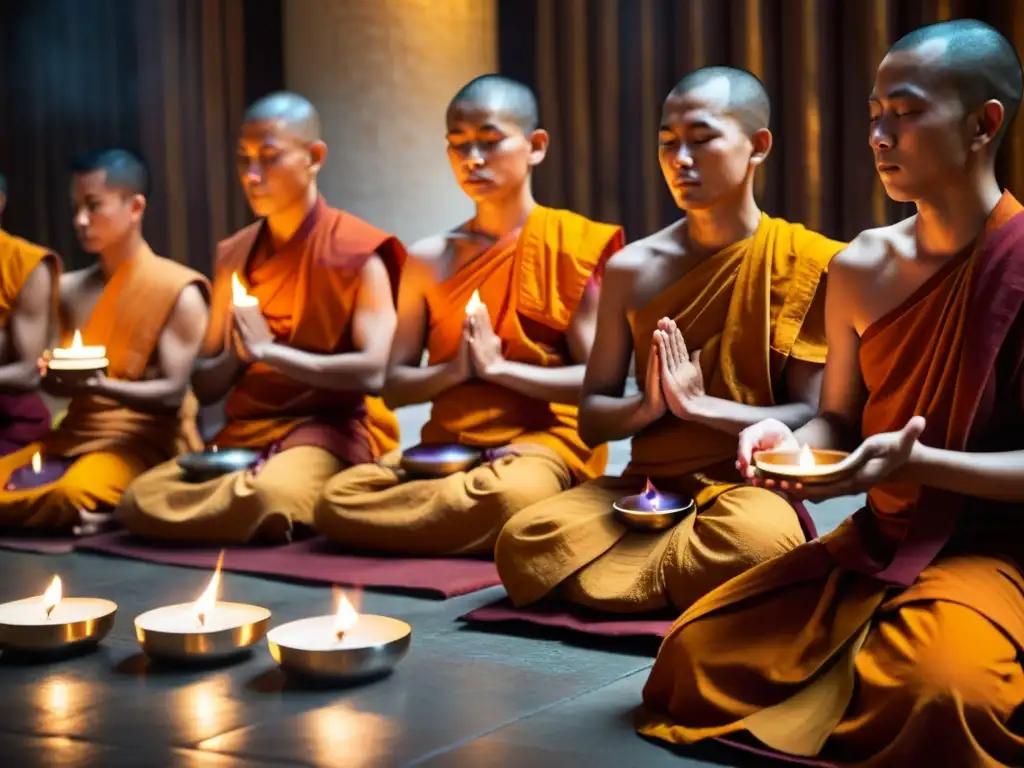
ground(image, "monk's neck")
xmin=915 ymin=177 xmax=1003 ymax=257
xmin=684 ymin=195 xmax=761 ymax=257
xmin=471 ymin=188 xmax=536 ymax=240
xmin=265 ymin=186 xmax=318 ymax=247
xmin=97 ymin=230 xmax=144 ymax=279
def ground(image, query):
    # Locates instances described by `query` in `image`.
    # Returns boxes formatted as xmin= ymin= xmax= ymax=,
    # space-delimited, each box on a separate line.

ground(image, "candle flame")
xmin=643 ymin=477 xmax=660 ymax=511
xmin=193 ymin=550 xmax=225 ymax=628
xmin=231 ymin=273 xmax=259 ymax=307
xmin=31 ymin=451 xmax=42 ymax=474
xmin=465 ymin=289 xmax=484 ymax=314
xmin=333 ymin=591 xmax=359 ymax=641
xmin=798 ymin=444 xmax=816 ymax=468
xmin=70 ymin=330 xmax=83 ymax=349
xmin=42 ymin=575 xmax=62 ymax=619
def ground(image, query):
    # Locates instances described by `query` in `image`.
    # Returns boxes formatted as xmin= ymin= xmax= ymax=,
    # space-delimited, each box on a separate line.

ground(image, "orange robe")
xmin=314 ymin=206 xmax=624 ymax=555
xmin=0 ymin=229 xmax=60 ymax=456
xmin=118 ymin=198 xmax=406 ymax=543
xmin=638 ymin=192 xmax=1024 ymax=766
xmin=496 ymin=215 xmax=844 ymax=613
xmin=0 ymin=244 xmax=207 ymax=530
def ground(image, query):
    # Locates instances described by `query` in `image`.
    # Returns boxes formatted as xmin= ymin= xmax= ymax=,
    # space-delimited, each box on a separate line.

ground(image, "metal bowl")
xmin=0 ymin=598 xmax=117 ymax=653
xmin=44 ymin=363 xmax=108 ymax=388
xmin=400 ymin=443 xmax=481 ymax=478
xmin=177 ymin=449 xmax=260 ymax=482
xmin=753 ymin=449 xmax=851 ymax=485
xmin=134 ymin=602 xmax=271 ymax=663
xmin=613 ymin=492 xmax=695 ymax=532
xmin=267 ymin=615 xmax=411 ymax=682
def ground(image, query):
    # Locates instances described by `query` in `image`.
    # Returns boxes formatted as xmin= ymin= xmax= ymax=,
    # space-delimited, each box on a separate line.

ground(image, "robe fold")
xmin=637 ymin=192 xmax=1024 ymax=767
xmin=0 ymin=244 xmax=208 ymax=530
xmin=118 ymin=198 xmax=407 ymax=543
xmin=496 ymin=214 xmax=844 ymax=612
xmin=0 ymin=229 xmax=60 ymax=456
xmin=314 ymin=205 xmax=624 ymax=555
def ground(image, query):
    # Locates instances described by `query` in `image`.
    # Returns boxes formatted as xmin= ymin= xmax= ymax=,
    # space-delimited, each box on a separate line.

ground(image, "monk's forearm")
xmin=382 ymin=362 xmax=464 ymax=409
xmin=685 ymin=396 xmax=816 ymax=437
xmin=259 ymin=344 xmax=385 ymax=393
xmin=95 ymin=378 xmax=186 ymax=413
xmin=191 ymin=352 xmax=244 ymax=406
xmin=483 ymin=361 xmax=586 ymax=405
xmin=0 ymin=361 xmax=41 ymax=394
xmin=793 ymin=412 xmax=861 ymax=452
xmin=579 ymin=394 xmax=660 ymax=447
xmin=904 ymin=445 xmax=1024 ymax=502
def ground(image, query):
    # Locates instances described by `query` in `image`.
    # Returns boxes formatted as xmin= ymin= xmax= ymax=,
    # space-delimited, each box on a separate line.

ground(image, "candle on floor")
xmin=0 ymin=575 xmax=117 ymax=653
xmin=231 ymin=273 xmax=259 ymax=308
xmin=46 ymin=330 xmax=108 ymax=383
xmin=134 ymin=551 xmax=270 ymax=662
xmin=267 ymin=587 xmax=411 ymax=682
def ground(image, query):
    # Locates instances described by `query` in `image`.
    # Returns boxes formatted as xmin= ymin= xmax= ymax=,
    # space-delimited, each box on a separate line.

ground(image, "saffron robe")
xmin=118 ymin=199 xmax=406 ymax=543
xmin=0 ymin=229 xmax=60 ymax=455
xmin=314 ymin=206 xmax=624 ymax=555
xmin=637 ymin=192 xmax=1024 ymax=767
xmin=496 ymin=215 xmax=844 ymax=612
xmin=0 ymin=245 xmax=208 ymax=530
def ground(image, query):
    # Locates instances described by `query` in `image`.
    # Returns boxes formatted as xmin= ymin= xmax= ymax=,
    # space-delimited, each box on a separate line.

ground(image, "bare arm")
xmin=898 ymin=446 xmax=1024 ymax=502
xmin=191 ymin=345 xmax=246 ymax=407
xmin=0 ymin=261 xmax=52 ymax=394
xmin=95 ymin=283 xmax=209 ymax=412
xmin=256 ymin=255 xmax=396 ymax=393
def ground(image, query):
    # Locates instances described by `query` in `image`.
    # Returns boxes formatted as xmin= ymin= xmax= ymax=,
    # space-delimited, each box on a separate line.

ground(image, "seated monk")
xmin=117 ymin=92 xmax=404 ymax=544
xmin=638 ymin=21 xmax=1024 ymax=766
xmin=313 ymin=75 xmax=624 ymax=556
xmin=0 ymin=172 xmax=61 ymax=456
xmin=495 ymin=67 xmax=845 ymax=614
xmin=0 ymin=149 xmax=209 ymax=533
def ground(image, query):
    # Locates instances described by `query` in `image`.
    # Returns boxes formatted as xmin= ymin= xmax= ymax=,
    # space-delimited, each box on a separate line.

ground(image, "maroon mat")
xmin=0 ymin=533 xmax=81 ymax=555
xmin=74 ymin=531 xmax=501 ymax=598
xmin=461 ymin=598 xmax=676 ymax=638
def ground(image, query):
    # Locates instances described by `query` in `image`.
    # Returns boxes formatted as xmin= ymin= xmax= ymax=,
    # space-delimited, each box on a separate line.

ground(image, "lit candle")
xmin=46 ymin=330 xmax=108 ymax=377
xmin=753 ymin=444 xmax=851 ymax=482
xmin=798 ymin=444 xmax=815 ymax=468
xmin=612 ymin=477 xmax=695 ymax=532
xmin=464 ymin=289 xmax=484 ymax=314
xmin=231 ymin=273 xmax=259 ymax=308
xmin=31 ymin=452 xmax=41 ymax=475
xmin=0 ymin=574 xmax=118 ymax=653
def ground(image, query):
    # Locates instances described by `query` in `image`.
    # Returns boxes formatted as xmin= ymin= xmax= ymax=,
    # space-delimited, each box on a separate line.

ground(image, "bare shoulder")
xmin=605 ymin=222 xmax=681 ymax=275
xmin=407 ymin=233 xmax=450 ymax=262
xmin=170 ymin=283 xmax=210 ymax=321
xmin=58 ymin=265 xmax=97 ymax=301
xmin=831 ymin=220 xmax=912 ymax=278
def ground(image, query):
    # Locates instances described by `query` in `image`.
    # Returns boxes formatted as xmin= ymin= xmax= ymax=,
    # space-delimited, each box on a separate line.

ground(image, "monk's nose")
xmin=870 ymin=123 xmax=894 ymax=152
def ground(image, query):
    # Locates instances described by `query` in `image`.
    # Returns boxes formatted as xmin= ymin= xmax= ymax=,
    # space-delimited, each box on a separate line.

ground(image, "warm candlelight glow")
xmin=71 ymin=330 xmax=83 ymax=349
xmin=50 ymin=328 xmax=106 ymax=363
xmin=798 ymin=444 xmax=816 ymax=468
xmin=231 ymin=272 xmax=259 ymax=307
xmin=42 ymin=575 xmax=62 ymax=619
xmin=465 ymin=289 xmax=484 ymax=314
xmin=642 ymin=477 xmax=660 ymax=511
xmin=193 ymin=551 xmax=225 ymax=628
xmin=333 ymin=591 xmax=359 ymax=641
xmin=31 ymin=452 xmax=41 ymax=474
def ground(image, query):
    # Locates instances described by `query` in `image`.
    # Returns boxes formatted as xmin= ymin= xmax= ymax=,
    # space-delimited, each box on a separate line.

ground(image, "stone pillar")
xmin=283 ymin=0 xmax=497 ymax=244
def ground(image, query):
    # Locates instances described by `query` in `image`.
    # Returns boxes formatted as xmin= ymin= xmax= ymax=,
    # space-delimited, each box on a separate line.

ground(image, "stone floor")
xmin=0 ymin=400 xmax=862 ymax=767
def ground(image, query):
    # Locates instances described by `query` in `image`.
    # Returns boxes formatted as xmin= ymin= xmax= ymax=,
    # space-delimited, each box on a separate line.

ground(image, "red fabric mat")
xmin=74 ymin=532 xmax=501 ymax=598
xmin=461 ymin=598 xmax=676 ymax=638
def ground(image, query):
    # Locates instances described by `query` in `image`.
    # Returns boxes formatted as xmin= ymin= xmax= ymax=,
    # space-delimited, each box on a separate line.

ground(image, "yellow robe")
xmin=315 ymin=206 xmax=624 ymax=555
xmin=118 ymin=199 xmax=406 ymax=543
xmin=637 ymin=193 xmax=1024 ymax=766
xmin=0 ymin=244 xmax=207 ymax=530
xmin=496 ymin=214 xmax=843 ymax=613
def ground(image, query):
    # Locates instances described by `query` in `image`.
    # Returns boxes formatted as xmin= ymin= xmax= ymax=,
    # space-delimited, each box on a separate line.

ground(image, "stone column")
xmin=283 ymin=0 xmax=497 ymax=244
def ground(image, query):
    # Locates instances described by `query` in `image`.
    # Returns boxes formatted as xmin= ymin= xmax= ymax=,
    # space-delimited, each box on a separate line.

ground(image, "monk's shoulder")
xmin=148 ymin=254 xmax=209 ymax=290
xmin=541 ymin=207 xmax=624 ymax=263
xmin=605 ymin=222 xmax=680 ymax=275
xmin=213 ymin=222 xmax=262 ymax=270
xmin=831 ymin=223 xmax=905 ymax=277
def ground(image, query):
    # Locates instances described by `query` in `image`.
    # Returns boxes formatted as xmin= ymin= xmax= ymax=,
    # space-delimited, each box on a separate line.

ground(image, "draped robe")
xmin=638 ymin=192 xmax=1024 ymax=767
xmin=0 ymin=244 xmax=207 ymax=530
xmin=314 ymin=206 xmax=624 ymax=555
xmin=496 ymin=215 xmax=844 ymax=613
xmin=118 ymin=199 xmax=406 ymax=543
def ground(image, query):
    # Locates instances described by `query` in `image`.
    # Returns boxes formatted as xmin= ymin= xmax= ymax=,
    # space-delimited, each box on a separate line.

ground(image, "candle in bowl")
xmin=231 ymin=272 xmax=259 ymax=308
xmin=0 ymin=575 xmax=117 ymax=653
xmin=753 ymin=444 xmax=852 ymax=485
xmin=46 ymin=330 xmax=108 ymax=386
xmin=400 ymin=443 xmax=481 ymax=478
xmin=134 ymin=552 xmax=270 ymax=663
xmin=613 ymin=478 xmax=695 ymax=532
xmin=4 ymin=451 xmax=73 ymax=491
xmin=267 ymin=589 xmax=411 ymax=683
xmin=464 ymin=288 xmax=484 ymax=315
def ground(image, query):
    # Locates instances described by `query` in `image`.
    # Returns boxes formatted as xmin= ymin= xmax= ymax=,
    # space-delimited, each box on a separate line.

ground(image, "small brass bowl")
xmin=613 ymin=492 xmax=695 ymax=532
xmin=0 ymin=598 xmax=117 ymax=653
xmin=267 ymin=615 xmax=412 ymax=682
xmin=134 ymin=602 xmax=271 ymax=663
xmin=45 ymin=362 xmax=108 ymax=387
xmin=753 ymin=449 xmax=852 ymax=485
xmin=177 ymin=449 xmax=260 ymax=482
xmin=400 ymin=443 xmax=481 ymax=478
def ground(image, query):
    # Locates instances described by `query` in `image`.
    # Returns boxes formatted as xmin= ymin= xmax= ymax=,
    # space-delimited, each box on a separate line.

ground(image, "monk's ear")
xmin=308 ymin=140 xmax=328 ymax=174
xmin=971 ymin=100 xmax=1005 ymax=152
xmin=129 ymin=193 xmax=147 ymax=221
xmin=527 ymin=128 xmax=550 ymax=167
xmin=749 ymin=128 xmax=772 ymax=167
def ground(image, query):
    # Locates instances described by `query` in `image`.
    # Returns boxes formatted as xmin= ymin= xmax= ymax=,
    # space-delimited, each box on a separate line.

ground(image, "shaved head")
xmin=667 ymin=67 xmax=770 ymax=135
xmin=243 ymin=91 xmax=321 ymax=143
xmin=72 ymin=149 xmax=149 ymax=197
xmin=447 ymin=74 xmax=539 ymax=133
xmin=889 ymin=19 xmax=1022 ymax=146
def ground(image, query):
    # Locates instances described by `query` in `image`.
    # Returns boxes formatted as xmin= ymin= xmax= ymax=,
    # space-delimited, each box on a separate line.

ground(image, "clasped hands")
xmin=454 ymin=302 xmax=505 ymax=381
xmin=231 ymin=303 xmax=275 ymax=364
xmin=640 ymin=317 xmax=706 ymax=421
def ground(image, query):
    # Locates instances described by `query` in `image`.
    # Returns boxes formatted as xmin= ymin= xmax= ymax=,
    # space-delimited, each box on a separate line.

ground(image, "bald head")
xmin=447 ymin=75 xmax=539 ymax=133
xmin=72 ymin=149 xmax=149 ymax=197
xmin=668 ymin=67 xmax=770 ymax=135
xmin=889 ymin=19 xmax=1022 ymax=145
xmin=244 ymin=91 xmax=321 ymax=143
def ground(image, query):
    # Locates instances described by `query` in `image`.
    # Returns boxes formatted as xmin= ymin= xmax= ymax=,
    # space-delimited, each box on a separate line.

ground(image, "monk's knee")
xmin=695 ymin=487 xmax=805 ymax=562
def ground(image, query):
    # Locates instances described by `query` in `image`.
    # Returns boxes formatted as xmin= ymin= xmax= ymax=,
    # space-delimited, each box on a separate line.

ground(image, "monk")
xmin=0 ymin=149 xmax=209 ymax=532
xmin=312 ymin=75 xmax=623 ymax=556
xmin=0 ymin=172 xmax=61 ymax=456
xmin=495 ymin=67 xmax=845 ymax=614
xmin=117 ymin=92 xmax=404 ymax=544
xmin=639 ymin=20 xmax=1024 ymax=766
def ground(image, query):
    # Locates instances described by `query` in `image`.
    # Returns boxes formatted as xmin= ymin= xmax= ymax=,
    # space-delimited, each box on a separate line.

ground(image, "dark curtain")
xmin=0 ymin=0 xmax=284 ymax=273
xmin=498 ymin=0 xmax=1024 ymax=243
